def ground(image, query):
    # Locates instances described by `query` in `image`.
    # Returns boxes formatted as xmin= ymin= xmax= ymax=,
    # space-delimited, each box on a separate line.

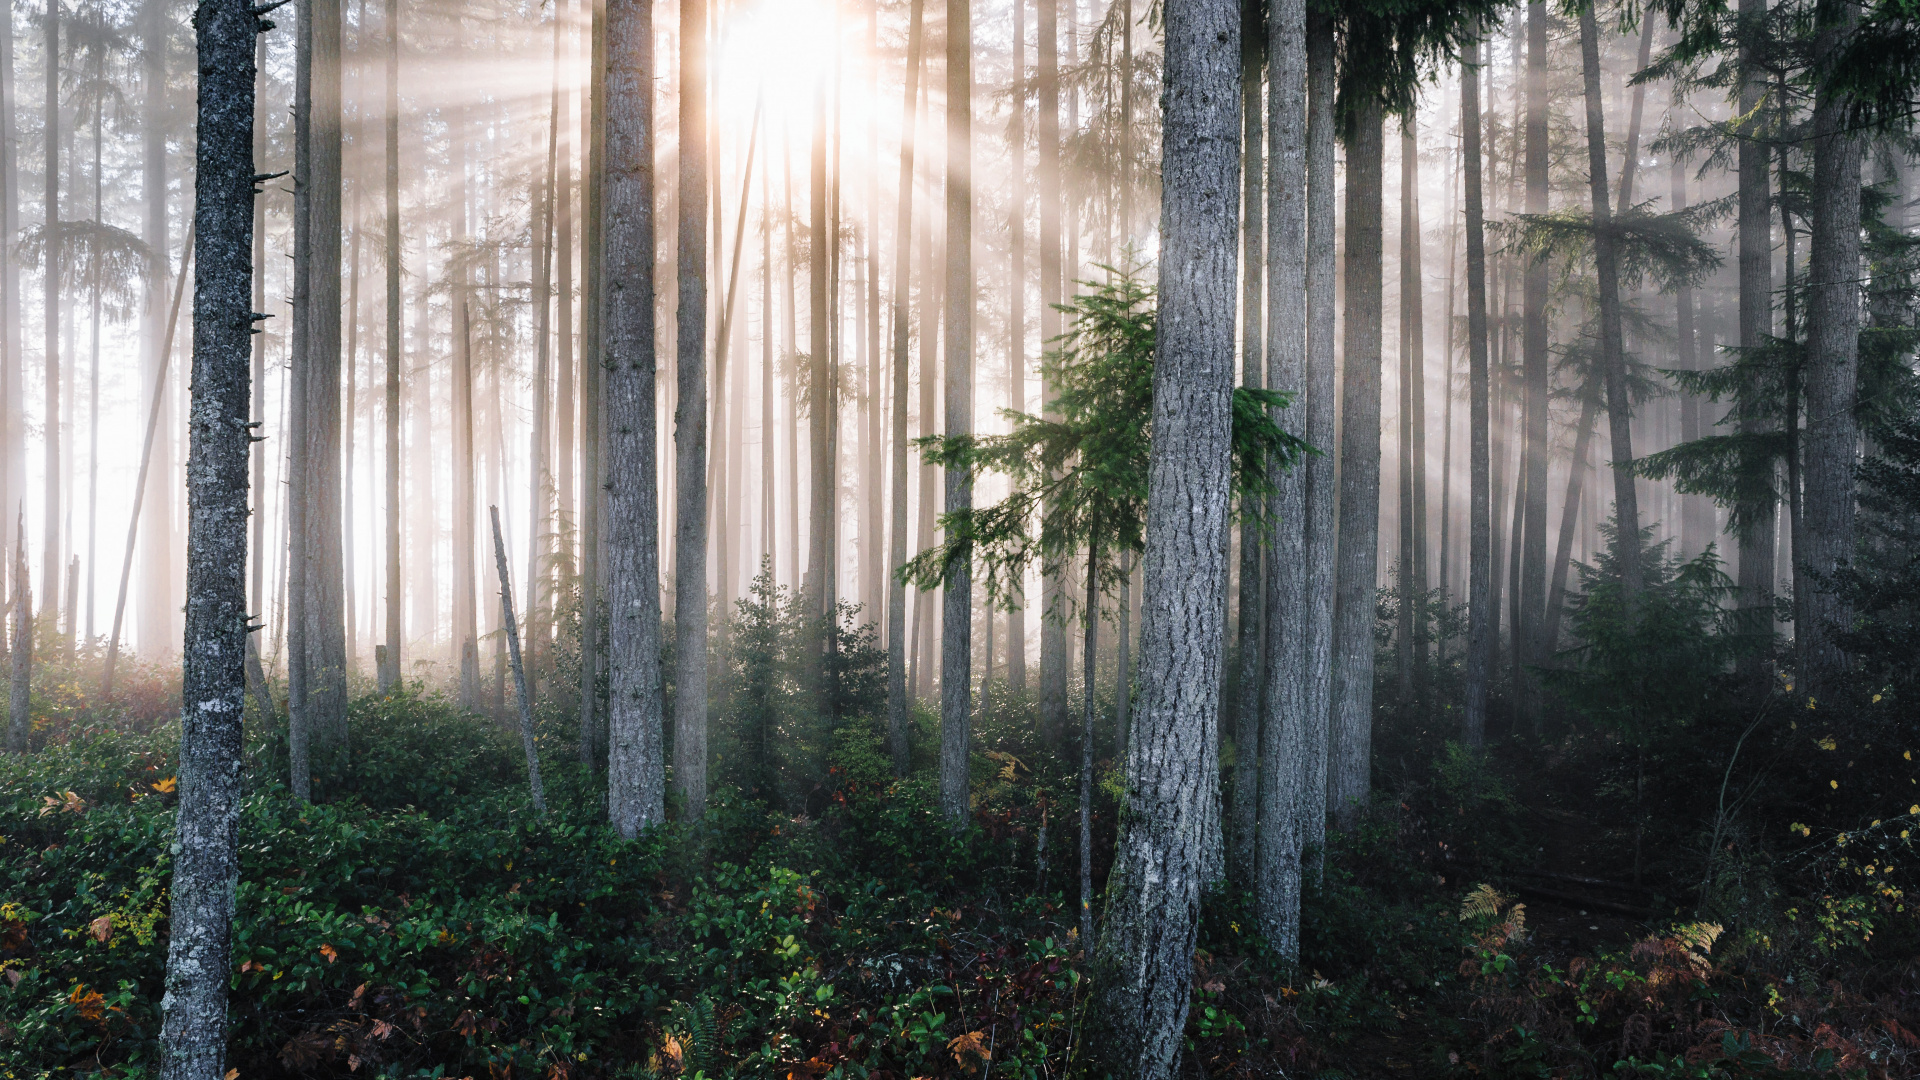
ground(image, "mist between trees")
xmin=3 ymin=0 xmax=1920 ymax=1075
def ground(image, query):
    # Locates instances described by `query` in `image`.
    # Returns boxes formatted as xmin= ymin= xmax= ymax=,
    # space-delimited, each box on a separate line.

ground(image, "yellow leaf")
xmin=153 ymin=777 xmax=178 ymax=794
xmin=948 ymin=1030 xmax=990 ymax=1064
xmin=1831 ymin=780 xmax=1840 ymax=789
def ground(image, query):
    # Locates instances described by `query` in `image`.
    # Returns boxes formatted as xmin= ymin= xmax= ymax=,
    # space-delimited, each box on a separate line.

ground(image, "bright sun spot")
xmin=715 ymin=0 xmax=862 ymax=135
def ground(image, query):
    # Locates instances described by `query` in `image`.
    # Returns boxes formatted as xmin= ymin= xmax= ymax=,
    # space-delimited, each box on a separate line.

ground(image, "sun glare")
xmin=715 ymin=0 xmax=852 ymax=134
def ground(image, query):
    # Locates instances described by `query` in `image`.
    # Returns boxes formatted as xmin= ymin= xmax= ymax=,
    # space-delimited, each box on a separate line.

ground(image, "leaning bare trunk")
xmin=1577 ymin=1 xmax=1642 ymax=596
xmin=1798 ymin=0 xmax=1863 ymax=693
xmin=1328 ymin=102 xmax=1383 ymax=831
xmin=604 ymin=0 xmax=663 ymax=838
xmin=1462 ymin=28 xmax=1492 ymax=748
xmin=1092 ymin=2 xmax=1239 ymax=1074
xmin=938 ymin=0 xmax=974 ymax=826
xmin=886 ymin=0 xmax=925 ymax=777
xmin=158 ymin=3 xmax=257 ymax=1070
xmin=673 ymin=0 xmax=710 ymax=820
xmin=491 ymin=506 xmax=548 ymax=813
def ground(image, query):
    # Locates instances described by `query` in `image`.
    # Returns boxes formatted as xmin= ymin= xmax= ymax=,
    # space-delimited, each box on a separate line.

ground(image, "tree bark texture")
xmin=1255 ymin=0 xmax=1307 ymax=955
xmin=939 ymin=0 xmax=973 ymax=826
xmin=1799 ymin=0 xmax=1863 ymax=693
xmin=674 ymin=0 xmax=710 ymax=820
xmin=1463 ymin=30 xmax=1492 ymax=748
xmin=158 ymin=2 xmax=257 ymax=1070
xmin=1229 ymin=3 xmax=1264 ymax=893
xmin=886 ymin=0 xmax=925 ymax=777
xmin=1093 ymin=2 xmax=1239 ymax=1073
xmin=605 ymin=0 xmax=663 ymax=838
xmin=1329 ymin=103 xmax=1383 ymax=832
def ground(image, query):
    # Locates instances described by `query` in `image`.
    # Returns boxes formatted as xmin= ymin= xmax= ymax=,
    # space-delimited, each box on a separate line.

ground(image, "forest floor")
xmin=1 ymin=675 xmax=1917 ymax=1079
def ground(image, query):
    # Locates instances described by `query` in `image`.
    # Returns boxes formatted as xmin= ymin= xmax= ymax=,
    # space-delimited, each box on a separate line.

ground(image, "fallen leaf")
xmin=89 ymin=916 xmax=113 ymax=943
xmin=153 ymin=777 xmax=178 ymax=794
xmin=318 ymin=944 xmax=338 ymax=964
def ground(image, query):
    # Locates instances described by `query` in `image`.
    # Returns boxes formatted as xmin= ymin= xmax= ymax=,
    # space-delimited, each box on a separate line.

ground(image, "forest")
xmin=3 ymin=0 xmax=1920 ymax=1073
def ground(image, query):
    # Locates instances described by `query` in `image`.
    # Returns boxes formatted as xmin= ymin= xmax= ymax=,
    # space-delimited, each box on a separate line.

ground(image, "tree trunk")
xmin=1463 ymin=28 xmax=1492 ymax=748
xmin=555 ymin=12 xmax=577 ymax=585
xmin=1328 ymin=102 xmax=1383 ymax=832
xmin=1094 ymin=0 xmax=1239 ymax=1067
xmin=1798 ymin=0 xmax=1863 ymax=693
xmin=1542 ymin=371 xmax=1601 ymax=655
xmin=380 ymin=0 xmax=402 ymax=692
xmin=938 ymin=0 xmax=974 ymax=826
xmin=674 ymin=0 xmax=710 ymax=820
xmin=8 ymin=516 xmax=28 ymax=754
xmin=1255 ymin=0 xmax=1306 ymax=955
xmin=0 ymin=0 xmax=19 ymax=536
xmin=579 ymin=0 xmax=607 ymax=767
xmin=1229 ymin=3 xmax=1264 ymax=892
xmin=1036 ymin=0 xmax=1066 ymax=745
xmin=157 ymin=2 xmax=256 ymax=1068
xmin=604 ymin=0 xmax=662 ymax=838
xmin=1734 ymin=0 xmax=1773 ymax=668
xmin=138 ymin=0 xmax=174 ymax=659
xmin=805 ymin=58 xmax=832 ymax=626
xmin=1396 ymin=120 xmax=1421 ymax=701
xmin=1078 ymin=544 xmax=1099 ymax=945
xmin=887 ymin=0 xmax=925 ymax=776
xmin=41 ymin=0 xmax=60 ymax=630
xmin=1289 ymin=9 xmax=1338 ymax=880
xmin=1577 ymin=0 xmax=1643 ymax=596
xmin=250 ymin=30 xmax=267 ymax=649
xmin=1516 ymin=0 xmax=1549 ymax=702
xmin=453 ymin=105 xmax=479 ymax=710
xmin=1005 ymin=0 xmax=1027 ymax=694
xmin=530 ymin=49 xmax=558 ymax=690
xmin=491 ymin=506 xmax=548 ymax=813
xmin=1673 ymin=151 xmax=1708 ymax=559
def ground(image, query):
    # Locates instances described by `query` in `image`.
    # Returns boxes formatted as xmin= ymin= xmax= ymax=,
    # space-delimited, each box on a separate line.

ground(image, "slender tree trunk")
xmin=41 ymin=0 xmax=60 ymax=628
xmin=1078 ymin=545 xmax=1098 ymax=945
xmin=1005 ymin=0 xmax=1026 ymax=694
xmin=1328 ymin=103 xmax=1383 ymax=831
xmin=380 ymin=0 xmax=402 ymax=691
xmin=530 ymin=40 xmax=559 ymax=690
xmin=85 ymin=73 xmax=100 ymax=646
xmin=1093 ymin=3 xmax=1239 ymax=1070
xmin=604 ymin=0 xmax=662 ymax=836
xmin=1673 ymin=153 xmax=1708 ymax=560
xmin=673 ymin=0 xmax=710 ymax=820
xmin=1036 ymin=0 xmax=1066 ymax=743
xmin=1297 ymin=9 xmax=1337 ymax=875
xmin=491 ymin=506 xmax=548 ymax=813
xmin=887 ymin=0 xmax=924 ymax=775
xmin=138 ymin=0 xmax=174 ymax=657
xmin=1542 ymin=371 xmax=1600 ymax=654
xmin=157 ymin=1 xmax=257 ymax=1068
xmin=1229 ymin=3 xmax=1264 ymax=892
xmin=1798 ymin=0 xmax=1863 ymax=692
xmin=0 ymin=0 xmax=19 ymax=534
xmin=251 ymin=30 xmax=267 ymax=643
xmin=556 ymin=10 xmax=577 ymax=581
xmin=289 ymin=0 xmax=315 ymax=792
xmin=1396 ymin=121 xmax=1419 ymax=701
xmin=1515 ymin=0 xmax=1549 ymax=703
xmin=453 ymin=104 xmax=479 ymax=709
xmin=1255 ymin=0 xmax=1306 ymax=955
xmin=8 ymin=517 xmax=29 ymax=753
xmin=1578 ymin=0 xmax=1643 ymax=596
xmin=1735 ymin=0 xmax=1774 ymax=666
xmin=803 ymin=74 xmax=834 ymax=638
xmin=1463 ymin=28 xmax=1492 ymax=747
xmin=580 ymin=0 xmax=608 ymax=765
xmin=938 ymin=0 xmax=973 ymax=826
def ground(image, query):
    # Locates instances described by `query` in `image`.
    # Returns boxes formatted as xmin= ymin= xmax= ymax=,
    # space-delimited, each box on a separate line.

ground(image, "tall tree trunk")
xmin=1541 ymin=371 xmax=1600 ymax=654
xmin=1036 ymin=0 xmax=1066 ymax=744
xmin=251 ymin=30 xmax=267 ymax=642
xmin=8 ymin=516 xmax=29 ymax=753
xmin=1297 ymin=8 xmax=1336 ymax=867
xmin=289 ymin=0 xmax=315 ymax=792
xmin=1516 ymin=0 xmax=1549 ymax=702
xmin=41 ymin=0 xmax=60 ymax=628
xmin=555 ymin=10 xmax=577 ymax=583
xmin=1229 ymin=2 xmax=1263 ymax=893
xmin=1093 ymin=1 xmax=1240 ymax=1070
xmin=1254 ymin=0 xmax=1306 ymax=955
xmin=1463 ymin=28 xmax=1492 ymax=748
xmin=1735 ymin=0 xmax=1774 ymax=667
xmin=1798 ymin=0 xmax=1863 ymax=693
xmin=1328 ymin=102 xmax=1383 ymax=831
xmin=85 ymin=71 xmax=100 ymax=644
xmin=1077 ymin=544 xmax=1098 ymax=945
xmin=1005 ymin=0 xmax=1026 ymax=694
xmin=887 ymin=0 xmax=924 ymax=776
xmin=1673 ymin=153 xmax=1709 ymax=560
xmin=1578 ymin=0 xmax=1643 ymax=596
xmin=380 ymin=0 xmax=402 ymax=692
xmin=938 ymin=0 xmax=973 ymax=826
xmin=806 ymin=56 xmax=832 ymax=625
xmin=491 ymin=506 xmax=548 ymax=812
xmin=157 ymin=0 xmax=257 ymax=1068
xmin=1396 ymin=120 xmax=1424 ymax=701
xmin=0 ymin=0 xmax=19 ymax=534
xmin=530 ymin=36 xmax=559 ymax=691
xmin=674 ymin=0 xmax=710 ymax=820
xmin=604 ymin=0 xmax=662 ymax=837
xmin=453 ymin=104 xmax=479 ymax=709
